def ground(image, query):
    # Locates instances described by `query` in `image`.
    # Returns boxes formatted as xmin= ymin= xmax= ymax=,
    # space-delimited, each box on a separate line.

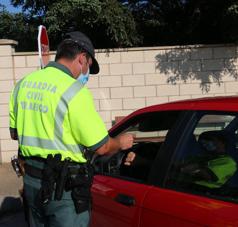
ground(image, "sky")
xmin=1 ymin=0 xmax=22 ymax=13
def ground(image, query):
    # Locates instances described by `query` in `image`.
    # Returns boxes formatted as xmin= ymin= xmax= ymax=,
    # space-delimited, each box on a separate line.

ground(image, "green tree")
xmin=10 ymin=0 xmax=140 ymax=50
xmin=124 ymin=0 xmax=238 ymax=45
xmin=0 ymin=10 xmax=38 ymax=51
xmin=220 ymin=2 xmax=238 ymax=42
xmin=11 ymin=0 xmax=56 ymax=16
xmin=3 ymin=0 xmax=238 ymax=51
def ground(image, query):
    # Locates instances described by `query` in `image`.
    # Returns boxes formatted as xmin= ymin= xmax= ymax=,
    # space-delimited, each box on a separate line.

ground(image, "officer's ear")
xmin=77 ymin=52 xmax=84 ymax=65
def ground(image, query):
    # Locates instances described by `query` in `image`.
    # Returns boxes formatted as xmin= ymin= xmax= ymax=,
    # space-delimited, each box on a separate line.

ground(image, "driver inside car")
xmin=180 ymin=131 xmax=237 ymax=188
xmin=125 ymin=131 xmax=237 ymax=188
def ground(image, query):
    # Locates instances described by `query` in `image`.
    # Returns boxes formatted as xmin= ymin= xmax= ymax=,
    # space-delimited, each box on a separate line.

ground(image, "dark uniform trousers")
xmin=23 ymin=159 xmax=90 ymax=227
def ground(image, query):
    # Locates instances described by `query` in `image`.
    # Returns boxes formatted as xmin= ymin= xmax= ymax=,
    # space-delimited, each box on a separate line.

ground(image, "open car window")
xmin=93 ymin=110 xmax=183 ymax=184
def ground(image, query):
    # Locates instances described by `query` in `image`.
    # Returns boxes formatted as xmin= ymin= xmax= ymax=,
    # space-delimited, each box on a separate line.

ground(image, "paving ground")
xmin=0 ymin=163 xmax=22 ymax=197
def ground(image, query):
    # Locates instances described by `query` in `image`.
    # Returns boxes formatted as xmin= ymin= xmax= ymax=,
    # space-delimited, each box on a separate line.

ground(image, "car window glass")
xmin=194 ymin=114 xmax=235 ymax=136
xmin=166 ymin=111 xmax=238 ymax=204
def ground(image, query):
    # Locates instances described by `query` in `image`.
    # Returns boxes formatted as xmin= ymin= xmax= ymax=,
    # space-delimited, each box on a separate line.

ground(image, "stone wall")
xmin=0 ymin=39 xmax=238 ymax=162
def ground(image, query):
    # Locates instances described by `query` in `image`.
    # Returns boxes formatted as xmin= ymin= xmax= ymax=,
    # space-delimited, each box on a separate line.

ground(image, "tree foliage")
xmin=125 ymin=0 xmax=238 ymax=46
xmin=1 ymin=0 xmax=238 ymax=51
xmin=9 ymin=0 xmax=140 ymax=50
xmin=0 ymin=9 xmax=38 ymax=51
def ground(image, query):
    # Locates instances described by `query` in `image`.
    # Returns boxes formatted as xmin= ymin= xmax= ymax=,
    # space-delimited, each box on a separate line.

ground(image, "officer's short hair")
xmin=55 ymin=39 xmax=90 ymax=61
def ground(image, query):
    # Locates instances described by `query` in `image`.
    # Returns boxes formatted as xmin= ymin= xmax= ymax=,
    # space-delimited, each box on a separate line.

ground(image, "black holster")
xmin=68 ymin=164 xmax=94 ymax=214
xmin=37 ymin=154 xmax=62 ymax=205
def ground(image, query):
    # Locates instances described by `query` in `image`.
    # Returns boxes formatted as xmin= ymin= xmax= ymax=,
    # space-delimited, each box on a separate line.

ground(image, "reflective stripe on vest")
xmin=13 ymin=78 xmax=24 ymax=119
xmin=14 ymin=80 xmax=84 ymax=153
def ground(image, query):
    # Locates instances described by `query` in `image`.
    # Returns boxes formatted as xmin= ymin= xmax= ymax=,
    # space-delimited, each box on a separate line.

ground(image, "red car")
xmin=90 ymin=97 xmax=238 ymax=227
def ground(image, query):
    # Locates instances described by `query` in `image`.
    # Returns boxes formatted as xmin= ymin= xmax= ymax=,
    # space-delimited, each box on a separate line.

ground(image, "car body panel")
xmin=91 ymin=175 xmax=151 ymax=227
xmin=91 ymin=97 xmax=238 ymax=226
xmin=140 ymin=186 xmax=238 ymax=227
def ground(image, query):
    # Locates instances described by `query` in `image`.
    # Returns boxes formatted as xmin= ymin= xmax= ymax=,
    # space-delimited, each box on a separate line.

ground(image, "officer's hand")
xmin=118 ymin=133 xmax=134 ymax=150
xmin=95 ymin=133 xmax=134 ymax=156
xmin=124 ymin=152 xmax=136 ymax=166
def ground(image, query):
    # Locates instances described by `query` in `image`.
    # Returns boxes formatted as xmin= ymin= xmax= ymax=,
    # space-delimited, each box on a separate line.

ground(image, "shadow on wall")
xmin=155 ymin=47 xmax=238 ymax=92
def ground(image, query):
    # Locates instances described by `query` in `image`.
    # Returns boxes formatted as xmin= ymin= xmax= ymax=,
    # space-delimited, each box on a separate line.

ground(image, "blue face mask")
xmin=77 ymin=68 xmax=90 ymax=85
xmin=201 ymin=139 xmax=217 ymax=152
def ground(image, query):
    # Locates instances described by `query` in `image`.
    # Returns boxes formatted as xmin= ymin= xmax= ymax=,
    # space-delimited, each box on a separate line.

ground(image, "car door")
xmin=90 ymin=110 xmax=187 ymax=227
xmin=140 ymin=111 xmax=238 ymax=227
xmin=91 ymin=175 xmax=151 ymax=227
xmin=140 ymin=186 xmax=238 ymax=227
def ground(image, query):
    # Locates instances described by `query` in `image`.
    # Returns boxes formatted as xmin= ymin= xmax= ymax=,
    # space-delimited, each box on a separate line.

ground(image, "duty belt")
xmin=24 ymin=154 xmax=94 ymax=214
xmin=24 ymin=160 xmax=88 ymax=179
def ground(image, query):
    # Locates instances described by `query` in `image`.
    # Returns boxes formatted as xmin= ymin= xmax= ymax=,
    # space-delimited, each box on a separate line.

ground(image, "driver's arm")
xmin=96 ymin=133 xmax=134 ymax=156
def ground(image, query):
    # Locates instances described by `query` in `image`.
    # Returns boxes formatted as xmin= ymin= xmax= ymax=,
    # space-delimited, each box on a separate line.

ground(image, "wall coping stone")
xmin=96 ymin=43 xmax=237 ymax=53
xmin=12 ymin=43 xmax=237 ymax=56
xmin=0 ymin=39 xmax=18 ymax=46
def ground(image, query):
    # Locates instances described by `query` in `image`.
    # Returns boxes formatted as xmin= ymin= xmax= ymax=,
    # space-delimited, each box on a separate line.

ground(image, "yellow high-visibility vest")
xmin=195 ymin=155 xmax=237 ymax=188
xmin=9 ymin=62 xmax=108 ymax=163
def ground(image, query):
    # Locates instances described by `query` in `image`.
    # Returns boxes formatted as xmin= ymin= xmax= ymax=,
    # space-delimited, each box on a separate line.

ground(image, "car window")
xmin=95 ymin=111 xmax=182 ymax=184
xmin=166 ymin=111 xmax=238 ymax=204
xmin=194 ymin=114 xmax=235 ymax=136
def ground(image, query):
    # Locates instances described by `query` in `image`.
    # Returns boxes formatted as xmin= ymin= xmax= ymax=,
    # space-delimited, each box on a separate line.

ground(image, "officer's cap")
xmin=64 ymin=31 xmax=99 ymax=74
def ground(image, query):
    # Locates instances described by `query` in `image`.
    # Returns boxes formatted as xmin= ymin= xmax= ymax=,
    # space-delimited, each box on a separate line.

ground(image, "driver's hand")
xmin=118 ymin=133 xmax=134 ymax=150
xmin=181 ymin=163 xmax=200 ymax=174
xmin=124 ymin=152 xmax=136 ymax=166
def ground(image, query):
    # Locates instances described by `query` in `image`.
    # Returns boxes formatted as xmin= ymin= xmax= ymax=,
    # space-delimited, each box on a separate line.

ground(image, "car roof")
xmin=136 ymin=96 xmax=238 ymax=113
xmin=110 ymin=96 xmax=238 ymax=132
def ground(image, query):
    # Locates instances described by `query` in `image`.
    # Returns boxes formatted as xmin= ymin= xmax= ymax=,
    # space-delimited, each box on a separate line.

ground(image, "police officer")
xmin=9 ymin=31 xmax=133 ymax=227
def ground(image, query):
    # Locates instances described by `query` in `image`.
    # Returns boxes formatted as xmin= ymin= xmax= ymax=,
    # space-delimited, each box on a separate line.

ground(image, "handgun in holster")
xmin=55 ymin=158 xmax=70 ymax=200
xmin=38 ymin=154 xmax=61 ymax=205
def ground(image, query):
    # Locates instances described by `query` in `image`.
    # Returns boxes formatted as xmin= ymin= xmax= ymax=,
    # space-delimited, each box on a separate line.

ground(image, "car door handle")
xmin=114 ymin=194 xmax=135 ymax=206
